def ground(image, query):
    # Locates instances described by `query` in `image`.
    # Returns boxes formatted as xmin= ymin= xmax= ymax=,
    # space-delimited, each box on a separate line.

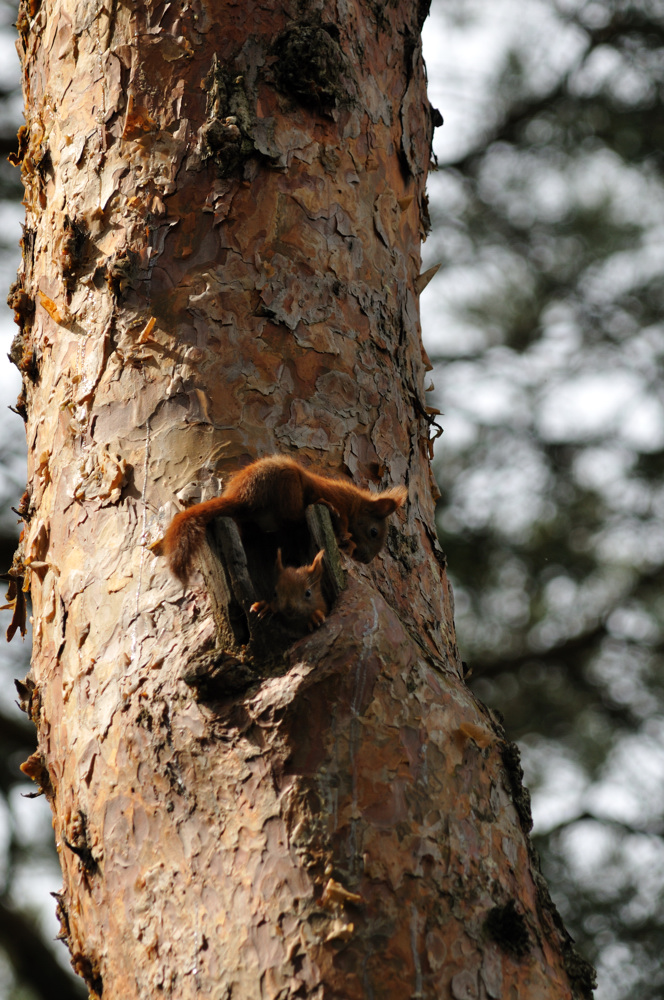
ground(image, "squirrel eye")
xmin=369 ymin=526 xmax=379 ymax=538
xmin=304 ymin=589 xmax=312 ymax=598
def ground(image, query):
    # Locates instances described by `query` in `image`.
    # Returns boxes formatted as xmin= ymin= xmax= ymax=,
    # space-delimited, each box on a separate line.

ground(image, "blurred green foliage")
xmin=425 ymin=2 xmax=664 ymax=997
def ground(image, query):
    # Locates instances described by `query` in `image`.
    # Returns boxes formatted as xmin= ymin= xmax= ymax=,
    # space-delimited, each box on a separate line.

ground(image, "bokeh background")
xmin=1 ymin=1 xmax=663 ymax=996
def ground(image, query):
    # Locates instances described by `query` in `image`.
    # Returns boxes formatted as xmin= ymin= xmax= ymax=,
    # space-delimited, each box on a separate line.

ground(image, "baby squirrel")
xmin=250 ymin=549 xmax=327 ymax=631
xmin=164 ymin=454 xmax=407 ymax=583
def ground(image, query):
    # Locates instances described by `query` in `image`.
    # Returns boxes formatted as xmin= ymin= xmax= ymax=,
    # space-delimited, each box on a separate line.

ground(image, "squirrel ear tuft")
xmin=370 ymin=486 xmax=407 ymax=518
xmin=311 ymin=549 xmax=325 ymax=576
xmin=388 ymin=485 xmax=408 ymax=507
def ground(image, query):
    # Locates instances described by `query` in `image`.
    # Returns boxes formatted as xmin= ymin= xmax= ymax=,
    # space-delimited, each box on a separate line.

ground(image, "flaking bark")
xmin=10 ymin=0 xmax=595 ymax=997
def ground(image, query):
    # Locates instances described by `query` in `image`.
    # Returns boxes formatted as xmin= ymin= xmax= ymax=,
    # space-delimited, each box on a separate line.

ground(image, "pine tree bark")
xmin=11 ymin=0 xmax=595 ymax=997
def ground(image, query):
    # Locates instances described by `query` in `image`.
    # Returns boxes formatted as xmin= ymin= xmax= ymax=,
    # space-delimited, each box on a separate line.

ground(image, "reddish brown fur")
xmin=164 ymin=455 xmax=407 ymax=583
xmin=250 ymin=549 xmax=328 ymax=631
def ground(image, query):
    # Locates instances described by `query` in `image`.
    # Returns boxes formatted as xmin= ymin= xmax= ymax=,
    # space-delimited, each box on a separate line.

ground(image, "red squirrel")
xmin=164 ymin=454 xmax=407 ymax=583
xmin=250 ymin=549 xmax=327 ymax=631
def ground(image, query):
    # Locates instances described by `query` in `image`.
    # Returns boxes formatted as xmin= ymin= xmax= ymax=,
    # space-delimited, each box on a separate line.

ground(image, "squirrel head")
xmin=350 ymin=486 xmax=407 ymax=562
xmin=273 ymin=549 xmax=327 ymax=620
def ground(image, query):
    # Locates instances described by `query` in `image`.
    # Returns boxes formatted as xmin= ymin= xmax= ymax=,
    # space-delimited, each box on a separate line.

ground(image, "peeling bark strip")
xmin=12 ymin=0 xmax=594 ymax=998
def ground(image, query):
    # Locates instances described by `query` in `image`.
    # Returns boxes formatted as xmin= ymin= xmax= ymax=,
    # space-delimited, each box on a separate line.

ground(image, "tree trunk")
xmin=11 ymin=0 xmax=595 ymax=997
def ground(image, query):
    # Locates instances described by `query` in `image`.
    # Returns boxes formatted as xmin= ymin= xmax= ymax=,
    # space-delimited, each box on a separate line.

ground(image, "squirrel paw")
xmin=318 ymin=498 xmax=343 ymax=525
xmin=339 ymin=532 xmax=356 ymax=556
xmin=250 ymin=601 xmax=272 ymax=619
xmin=308 ymin=609 xmax=326 ymax=631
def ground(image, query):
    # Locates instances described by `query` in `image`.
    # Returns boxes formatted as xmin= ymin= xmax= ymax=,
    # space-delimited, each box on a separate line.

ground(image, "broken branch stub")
xmin=305 ymin=502 xmax=345 ymax=601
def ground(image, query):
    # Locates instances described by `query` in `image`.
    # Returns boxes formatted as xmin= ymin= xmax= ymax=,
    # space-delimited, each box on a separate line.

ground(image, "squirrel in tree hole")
xmin=250 ymin=549 xmax=327 ymax=631
xmin=164 ymin=454 xmax=407 ymax=583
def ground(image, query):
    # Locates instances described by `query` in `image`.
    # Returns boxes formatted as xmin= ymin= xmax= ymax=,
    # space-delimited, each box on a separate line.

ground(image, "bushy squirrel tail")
xmin=164 ymin=497 xmax=238 ymax=583
xmin=165 ymin=513 xmax=205 ymax=583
